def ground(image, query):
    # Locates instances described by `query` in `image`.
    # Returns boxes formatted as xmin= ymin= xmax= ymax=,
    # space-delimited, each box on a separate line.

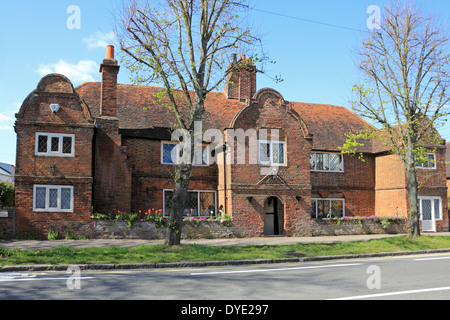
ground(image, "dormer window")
xmin=35 ymin=133 xmax=75 ymax=157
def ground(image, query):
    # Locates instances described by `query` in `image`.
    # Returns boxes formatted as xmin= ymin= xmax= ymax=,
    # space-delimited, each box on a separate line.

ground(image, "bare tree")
xmin=114 ymin=0 xmax=268 ymax=245
xmin=343 ymin=1 xmax=450 ymax=236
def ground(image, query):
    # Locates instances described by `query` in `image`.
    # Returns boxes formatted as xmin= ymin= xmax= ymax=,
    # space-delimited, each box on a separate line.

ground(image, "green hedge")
xmin=0 ymin=181 xmax=14 ymax=207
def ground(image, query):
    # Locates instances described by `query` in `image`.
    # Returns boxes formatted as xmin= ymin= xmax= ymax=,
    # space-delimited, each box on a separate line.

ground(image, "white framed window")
xmin=33 ymin=185 xmax=74 ymax=212
xmin=310 ymin=152 xmax=344 ymax=172
xmin=35 ymin=133 xmax=75 ymax=157
xmin=161 ymin=142 xmax=210 ymax=166
xmin=258 ymin=140 xmax=286 ymax=166
xmin=416 ymin=153 xmax=436 ymax=169
xmin=311 ymin=198 xmax=345 ymax=219
xmin=163 ymin=189 xmax=217 ymax=217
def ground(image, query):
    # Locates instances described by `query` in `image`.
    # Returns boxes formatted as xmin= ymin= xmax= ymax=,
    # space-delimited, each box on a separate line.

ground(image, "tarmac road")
xmin=1 ymin=252 xmax=450 ymax=301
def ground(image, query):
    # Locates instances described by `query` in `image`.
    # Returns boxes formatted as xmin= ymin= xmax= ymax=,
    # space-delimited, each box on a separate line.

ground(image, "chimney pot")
xmin=106 ymin=45 xmax=115 ymax=60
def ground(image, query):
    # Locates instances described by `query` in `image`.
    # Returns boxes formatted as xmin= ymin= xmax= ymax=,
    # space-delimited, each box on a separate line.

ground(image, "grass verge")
xmin=1 ymin=235 xmax=450 ymax=268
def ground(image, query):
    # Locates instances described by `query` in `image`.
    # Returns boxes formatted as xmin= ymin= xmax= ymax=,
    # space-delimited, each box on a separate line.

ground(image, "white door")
xmin=419 ymin=197 xmax=440 ymax=233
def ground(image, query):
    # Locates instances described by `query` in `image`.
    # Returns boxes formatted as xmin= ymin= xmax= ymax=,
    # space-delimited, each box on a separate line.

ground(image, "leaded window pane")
xmin=49 ymin=188 xmax=58 ymax=208
xmin=38 ymin=135 xmax=48 ymax=153
xmin=311 ymin=200 xmax=317 ymax=219
xmin=162 ymin=144 xmax=176 ymax=164
xmin=61 ymin=188 xmax=72 ymax=210
xmin=164 ymin=190 xmax=173 ymax=214
xmin=185 ymin=192 xmax=199 ymax=217
xmin=35 ymin=187 xmax=46 ymax=209
xmin=51 ymin=137 xmax=59 ymax=152
xmin=427 ymin=154 xmax=436 ymax=168
xmin=331 ymin=200 xmax=344 ymax=218
xmin=329 ymin=154 xmax=342 ymax=171
xmin=62 ymin=137 xmax=72 ymax=154
xmin=272 ymin=142 xmax=285 ymax=164
xmin=434 ymin=199 xmax=441 ymax=219
xmin=422 ymin=200 xmax=432 ymax=220
xmin=310 ymin=153 xmax=315 ymax=170
xmin=200 ymin=192 xmax=216 ymax=217
xmin=259 ymin=142 xmax=271 ymax=164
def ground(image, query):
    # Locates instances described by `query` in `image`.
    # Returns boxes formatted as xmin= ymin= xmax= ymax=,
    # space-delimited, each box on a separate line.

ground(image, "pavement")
xmin=1 ymin=232 xmax=450 ymax=250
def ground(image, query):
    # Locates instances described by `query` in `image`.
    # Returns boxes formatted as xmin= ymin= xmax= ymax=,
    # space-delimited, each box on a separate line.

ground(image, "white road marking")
xmin=414 ymin=256 xmax=450 ymax=261
xmin=0 ymin=274 xmax=95 ymax=282
xmin=330 ymin=286 xmax=450 ymax=300
xmin=190 ymin=263 xmax=362 ymax=276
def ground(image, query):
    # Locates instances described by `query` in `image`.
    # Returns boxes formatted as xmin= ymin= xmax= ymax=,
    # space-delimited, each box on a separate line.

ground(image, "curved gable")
xmin=230 ymin=88 xmax=311 ymax=139
xmin=36 ymin=74 xmax=75 ymax=94
xmin=17 ymin=74 xmax=92 ymax=124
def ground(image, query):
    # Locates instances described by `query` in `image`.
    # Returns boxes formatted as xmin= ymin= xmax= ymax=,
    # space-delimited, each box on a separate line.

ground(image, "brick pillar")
xmin=100 ymin=45 xmax=120 ymax=117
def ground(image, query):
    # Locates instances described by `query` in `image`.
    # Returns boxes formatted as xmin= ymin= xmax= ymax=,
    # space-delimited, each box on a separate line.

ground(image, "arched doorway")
xmin=264 ymin=197 xmax=284 ymax=235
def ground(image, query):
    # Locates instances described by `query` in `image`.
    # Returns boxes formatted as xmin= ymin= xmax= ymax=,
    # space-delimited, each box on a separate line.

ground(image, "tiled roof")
xmin=76 ymin=82 xmax=246 ymax=132
xmin=290 ymin=102 xmax=379 ymax=153
xmin=76 ymin=82 xmax=381 ymax=153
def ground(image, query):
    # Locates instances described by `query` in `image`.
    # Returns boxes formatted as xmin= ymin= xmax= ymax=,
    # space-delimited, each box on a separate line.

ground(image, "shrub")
xmin=0 ymin=181 xmax=14 ymax=207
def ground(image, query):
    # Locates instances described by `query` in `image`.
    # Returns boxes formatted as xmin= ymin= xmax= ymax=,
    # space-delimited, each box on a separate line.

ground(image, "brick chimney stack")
xmin=224 ymin=54 xmax=257 ymax=102
xmin=100 ymin=45 xmax=120 ymax=117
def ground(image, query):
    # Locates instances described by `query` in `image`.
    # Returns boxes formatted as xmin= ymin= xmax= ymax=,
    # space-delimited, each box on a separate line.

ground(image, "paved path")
xmin=1 ymin=233 xmax=449 ymax=250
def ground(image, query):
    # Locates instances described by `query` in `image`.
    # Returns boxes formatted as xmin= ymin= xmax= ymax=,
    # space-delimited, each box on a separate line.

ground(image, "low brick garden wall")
xmin=0 ymin=207 xmax=15 ymax=239
xmin=94 ymin=220 xmax=242 ymax=240
xmin=310 ymin=217 xmax=407 ymax=237
xmin=93 ymin=217 xmax=408 ymax=240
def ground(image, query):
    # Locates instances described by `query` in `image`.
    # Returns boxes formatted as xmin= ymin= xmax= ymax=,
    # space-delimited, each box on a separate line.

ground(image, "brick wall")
xmin=93 ymin=117 xmax=132 ymax=214
xmin=0 ymin=207 xmax=14 ymax=238
xmin=14 ymin=74 xmax=94 ymax=239
xmin=225 ymin=88 xmax=313 ymax=236
xmin=375 ymin=149 xmax=449 ymax=232
xmin=312 ymin=154 xmax=375 ymax=217
xmin=122 ymin=137 xmax=218 ymax=213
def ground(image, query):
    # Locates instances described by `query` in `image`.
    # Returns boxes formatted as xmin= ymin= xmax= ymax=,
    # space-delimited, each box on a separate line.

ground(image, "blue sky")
xmin=1 ymin=0 xmax=450 ymax=165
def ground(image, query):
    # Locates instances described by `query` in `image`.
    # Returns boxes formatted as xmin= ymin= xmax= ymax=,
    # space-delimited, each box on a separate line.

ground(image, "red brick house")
xmin=13 ymin=46 xmax=449 ymax=238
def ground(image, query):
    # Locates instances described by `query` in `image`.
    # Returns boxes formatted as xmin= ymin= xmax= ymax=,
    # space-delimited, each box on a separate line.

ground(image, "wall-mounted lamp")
xmin=246 ymin=196 xmax=253 ymax=203
xmin=50 ymin=104 xmax=61 ymax=113
xmin=50 ymin=165 xmax=56 ymax=173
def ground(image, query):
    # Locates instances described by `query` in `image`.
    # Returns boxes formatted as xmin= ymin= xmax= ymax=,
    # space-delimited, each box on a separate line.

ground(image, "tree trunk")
xmin=166 ymin=163 xmax=192 ymax=246
xmin=165 ymin=99 xmax=203 ymax=246
xmin=405 ymin=147 xmax=421 ymax=237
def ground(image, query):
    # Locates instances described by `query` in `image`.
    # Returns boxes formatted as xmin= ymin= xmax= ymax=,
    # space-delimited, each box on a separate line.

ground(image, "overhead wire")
xmin=251 ymin=7 xmax=365 ymax=33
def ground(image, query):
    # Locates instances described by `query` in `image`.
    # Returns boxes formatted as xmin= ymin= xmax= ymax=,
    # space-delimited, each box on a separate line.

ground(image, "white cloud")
xmin=0 ymin=113 xmax=13 ymax=123
xmin=83 ymin=31 xmax=117 ymax=49
xmin=0 ymin=125 xmax=13 ymax=131
xmin=37 ymin=60 xmax=99 ymax=83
